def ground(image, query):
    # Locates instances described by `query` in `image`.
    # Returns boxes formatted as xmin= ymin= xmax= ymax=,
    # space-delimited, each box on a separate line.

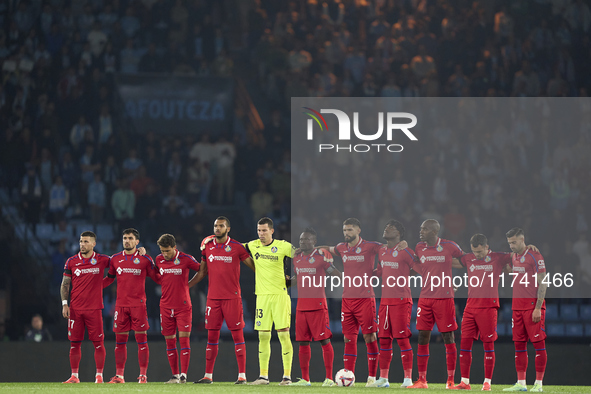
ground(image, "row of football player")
xmin=59 ymin=216 xmax=546 ymax=391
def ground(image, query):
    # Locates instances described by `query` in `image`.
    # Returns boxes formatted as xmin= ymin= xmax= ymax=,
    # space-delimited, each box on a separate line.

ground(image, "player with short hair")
xmin=503 ymin=228 xmax=547 ymax=393
xmin=453 ymin=233 xmax=512 ymax=391
xmin=247 ymin=217 xmax=295 ymax=386
xmin=192 ymin=216 xmax=255 ymax=385
xmin=290 ymin=227 xmax=340 ymax=387
xmin=155 ymin=233 xmax=205 ymax=384
xmin=408 ymin=219 xmax=464 ymax=389
xmin=370 ymin=220 xmax=418 ymax=388
xmin=61 ymin=231 xmax=111 ymax=384
xmin=102 ymin=228 xmax=159 ymax=384
xmin=319 ymin=218 xmax=383 ymax=387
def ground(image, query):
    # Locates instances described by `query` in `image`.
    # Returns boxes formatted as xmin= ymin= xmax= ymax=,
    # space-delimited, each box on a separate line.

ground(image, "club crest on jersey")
xmin=225 ymin=245 xmax=232 ymax=252
xmin=485 ymin=255 xmax=491 ymax=263
xmin=309 ymin=257 xmax=315 ymax=264
xmin=91 ymin=258 xmax=97 ymax=265
xmin=256 ymin=321 xmax=261 ymax=326
xmin=174 ymin=258 xmax=180 ymax=265
xmin=392 ymin=250 xmax=398 ymax=257
xmin=271 ymin=247 xmax=278 ymax=253
xmin=436 ymin=245 xmax=443 ymax=252
xmin=520 ymin=256 xmax=525 ymax=263
xmin=355 ymin=247 xmax=362 ymax=254
xmin=133 ymin=257 xmax=140 ymax=264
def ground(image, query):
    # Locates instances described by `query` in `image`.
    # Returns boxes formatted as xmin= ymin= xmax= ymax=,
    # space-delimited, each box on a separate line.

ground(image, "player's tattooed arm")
xmin=61 ymin=276 xmax=71 ymax=319
xmin=533 ymin=272 xmax=547 ymax=322
xmin=242 ymin=257 xmax=255 ymax=272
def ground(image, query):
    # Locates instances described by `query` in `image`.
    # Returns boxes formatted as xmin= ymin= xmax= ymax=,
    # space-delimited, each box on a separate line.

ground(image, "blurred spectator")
xmin=251 ymin=182 xmax=273 ymax=221
xmin=186 ymin=159 xmax=209 ymax=204
xmin=70 ymin=115 xmax=92 ymax=152
xmin=48 ymin=175 xmax=69 ymax=222
xmin=25 ymin=314 xmax=52 ymax=342
xmin=111 ymin=179 xmax=135 ymax=230
xmin=122 ymin=149 xmax=142 ymax=179
xmin=21 ymin=164 xmax=43 ymax=224
xmin=213 ymin=137 xmax=235 ymax=204
xmin=88 ymin=172 xmax=106 ymax=223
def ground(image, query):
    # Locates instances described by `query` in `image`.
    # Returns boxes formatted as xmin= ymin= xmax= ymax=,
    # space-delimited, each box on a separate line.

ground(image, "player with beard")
xmin=192 ymin=217 xmax=255 ymax=385
xmin=370 ymin=220 xmax=418 ymax=388
xmin=409 ymin=219 xmax=464 ymax=389
xmin=319 ymin=218 xmax=407 ymax=387
xmin=102 ymin=229 xmax=159 ymax=384
xmin=61 ymin=231 xmax=111 ymax=384
xmin=290 ymin=228 xmax=340 ymax=387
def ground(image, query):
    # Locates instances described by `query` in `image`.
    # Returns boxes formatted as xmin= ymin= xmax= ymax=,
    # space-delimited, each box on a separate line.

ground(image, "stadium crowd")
xmin=0 ymin=0 xmax=591 ymax=341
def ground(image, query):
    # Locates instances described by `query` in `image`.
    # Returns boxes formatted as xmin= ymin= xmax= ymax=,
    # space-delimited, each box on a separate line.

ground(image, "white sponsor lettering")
xmin=116 ymin=267 xmax=142 ymax=275
xmin=74 ymin=267 xmax=101 ymax=276
xmin=381 ymin=261 xmax=399 ymax=269
xmin=513 ymin=266 xmax=526 ymax=273
xmin=208 ymin=255 xmax=233 ymax=263
xmin=420 ymin=255 xmax=446 ymax=264
xmin=296 ymin=267 xmax=317 ymax=275
xmin=469 ymin=264 xmax=493 ymax=273
xmin=161 ymin=268 xmax=183 ymax=275
xmin=342 ymin=255 xmax=365 ymax=262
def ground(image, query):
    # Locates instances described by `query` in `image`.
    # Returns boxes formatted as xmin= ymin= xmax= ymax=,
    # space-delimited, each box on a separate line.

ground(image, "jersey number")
xmin=256 ymin=309 xmax=264 ymax=318
xmin=206 ymin=306 xmax=211 ymax=316
xmin=417 ymin=307 xmax=422 ymax=318
xmin=114 ymin=311 xmax=118 ymax=321
xmin=69 ymin=319 xmax=75 ymax=329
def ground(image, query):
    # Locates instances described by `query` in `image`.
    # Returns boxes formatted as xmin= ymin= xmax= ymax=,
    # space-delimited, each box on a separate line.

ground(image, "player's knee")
xmin=418 ymin=330 xmax=431 ymax=344
xmin=320 ymin=339 xmax=330 ymax=346
xmin=442 ymin=332 xmax=455 ymax=344
xmin=300 ymin=341 xmax=310 ymax=346
xmin=363 ymin=333 xmax=376 ymax=343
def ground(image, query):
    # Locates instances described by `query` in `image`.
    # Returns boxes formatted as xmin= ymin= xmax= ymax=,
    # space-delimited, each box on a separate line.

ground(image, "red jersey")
xmin=155 ymin=250 xmax=201 ymax=309
xmin=415 ymin=237 xmax=464 ymax=299
xmin=201 ymin=237 xmax=250 ymax=299
xmin=376 ymin=244 xmax=416 ymax=305
xmin=334 ymin=237 xmax=381 ymax=298
xmin=460 ymin=251 xmax=511 ymax=308
xmin=64 ymin=252 xmax=110 ymax=310
xmin=108 ymin=250 xmax=159 ymax=307
xmin=294 ymin=248 xmax=334 ymax=311
xmin=511 ymin=249 xmax=546 ymax=311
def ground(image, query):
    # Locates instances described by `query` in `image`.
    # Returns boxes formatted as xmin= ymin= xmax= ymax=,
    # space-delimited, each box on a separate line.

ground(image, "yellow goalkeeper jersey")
xmin=245 ymin=239 xmax=295 ymax=295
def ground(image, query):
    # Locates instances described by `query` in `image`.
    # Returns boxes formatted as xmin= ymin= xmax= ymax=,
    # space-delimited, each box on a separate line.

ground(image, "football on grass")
xmin=335 ymin=369 xmax=355 ymax=387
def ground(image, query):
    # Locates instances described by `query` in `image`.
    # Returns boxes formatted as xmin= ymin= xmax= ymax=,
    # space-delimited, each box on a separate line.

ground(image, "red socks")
xmin=515 ymin=341 xmax=528 ymax=381
xmin=230 ymin=329 xmax=246 ymax=374
xmin=299 ymin=344 xmax=311 ymax=381
xmin=205 ymin=330 xmax=220 ymax=375
xmin=166 ymin=338 xmax=179 ymax=375
xmin=483 ymin=341 xmax=495 ymax=380
xmin=445 ymin=343 xmax=457 ymax=381
xmin=93 ymin=341 xmax=106 ymax=374
xmin=114 ymin=334 xmax=128 ymax=376
xmin=70 ymin=341 xmax=82 ymax=374
xmin=397 ymin=338 xmax=413 ymax=379
xmin=367 ymin=340 xmax=379 ymax=377
xmin=322 ymin=342 xmax=334 ymax=379
xmin=379 ymin=338 xmax=392 ymax=379
xmin=532 ymin=340 xmax=546 ymax=381
xmin=179 ymin=337 xmax=191 ymax=375
xmin=460 ymin=337 xmax=473 ymax=381
xmin=343 ymin=336 xmax=357 ymax=372
xmin=136 ymin=333 xmax=149 ymax=376
xmin=417 ymin=344 xmax=429 ymax=380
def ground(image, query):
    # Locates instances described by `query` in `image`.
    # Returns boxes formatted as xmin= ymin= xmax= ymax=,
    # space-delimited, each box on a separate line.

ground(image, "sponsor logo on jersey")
xmin=381 ymin=260 xmax=399 ymax=269
xmin=209 ymin=254 xmax=233 ymax=263
xmin=91 ymin=258 xmax=97 ymax=265
xmin=225 ymin=245 xmax=232 ymax=252
xmin=133 ymin=257 xmax=140 ymax=265
xmin=342 ymin=254 xmax=365 ymax=262
xmin=254 ymin=252 xmax=279 ymax=261
xmin=74 ymin=267 xmax=101 ymax=276
xmin=296 ymin=267 xmax=317 ymax=275
xmin=117 ymin=267 xmax=142 ymax=275
xmin=537 ymin=259 xmax=545 ymax=268
xmin=469 ymin=264 xmax=493 ymax=273
xmin=513 ymin=266 xmax=526 ymax=273
xmin=160 ymin=267 xmax=183 ymax=275
xmin=419 ymin=255 xmax=446 ymax=263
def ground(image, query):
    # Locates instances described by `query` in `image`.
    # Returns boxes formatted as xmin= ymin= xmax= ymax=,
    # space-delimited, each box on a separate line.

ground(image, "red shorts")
xmin=160 ymin=306 xmax=192 ymax=336
xmin=378 ymin=303 xmax=412 ymax=339
xmin=205 ymin=298 xmax=244 ymax=331
xmin=461 ymin=307 xmax=498 ymax=342
xmin=296 ymin=308 xmax=333 ymax=342
xmin=416 ymin=298 xmax=458 ymax=332
xmin=512 ymin=309 xmax=546 ymax=342
xmin=68 ymin=309 xmax=104 ymax=342
xmin=113 ymin=305 xmax=150 ymax=333
xmin=341 ymin=298 xmax=377 ymax=336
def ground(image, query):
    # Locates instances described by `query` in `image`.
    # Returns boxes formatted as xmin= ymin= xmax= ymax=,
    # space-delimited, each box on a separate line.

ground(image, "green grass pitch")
xmin=0 ymin=382 xmax=590 ymax=393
